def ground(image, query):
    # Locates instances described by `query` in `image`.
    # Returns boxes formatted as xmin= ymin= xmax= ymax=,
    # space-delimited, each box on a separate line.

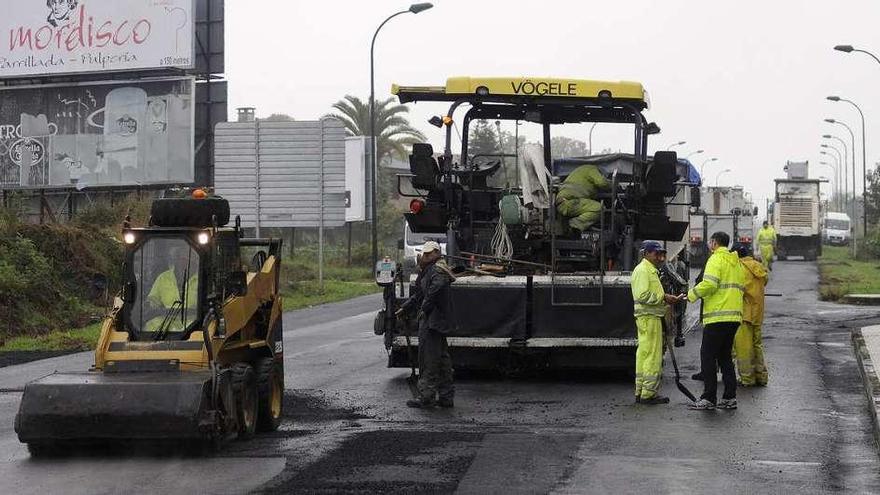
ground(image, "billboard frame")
xmin=0 ymin=0 xmax=197 ymax=80
xmin=0 ymin=75 xmax=196 ymax=191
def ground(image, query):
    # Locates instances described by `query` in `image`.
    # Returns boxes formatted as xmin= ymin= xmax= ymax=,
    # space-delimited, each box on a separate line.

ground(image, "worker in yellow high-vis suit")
xmin=631 ymin=240 xmax=685 ymax=405
xmin=687 ymin=231 xmax=745 ymax=410
xmin=145 ymin=251 xmax=199 ymax=332
xmin=731 ymin=243 xmax=769 ymax=386
xmin=556 ymin=164 xmax=609 ymax=231
xmin=757 ymin=221 xmax=777 ymax=271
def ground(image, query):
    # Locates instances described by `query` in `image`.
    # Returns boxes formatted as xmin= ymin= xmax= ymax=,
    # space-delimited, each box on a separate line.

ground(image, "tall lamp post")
xmin=699 ymin=157 xmax=718 ymax=182
xmin=369 ymin=2 xmax=434 ymax=266
xmin=587 ymin=122 xmax=598 ymax=155
xmin=666 ymin=141 xmax=686 ymax=151
xmin=828 ymin=96 xmax=868 ymax=236
xmin=715 ymin=168 xmax=732 ymax=187
xmin=820 ymin=143 xmax=843 ymax=208
xmin=685 ymin=149 xmax=704 ymax=160
xmin=823 ymin=134 xmax=850 ymax=208
xmin=819 ymin=161 xmax=839 ymax=210
xmin=819 ymin=150 xmax=841 ymax=209
xmin=825 ymin=118 xmax=858 ymax=255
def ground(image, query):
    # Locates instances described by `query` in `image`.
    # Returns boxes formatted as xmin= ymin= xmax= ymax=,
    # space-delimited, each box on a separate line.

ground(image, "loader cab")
xmin=122 ymin=231 xmax=208 ymax=340
xmin=119 ymin=194 xmax=242 ymax=341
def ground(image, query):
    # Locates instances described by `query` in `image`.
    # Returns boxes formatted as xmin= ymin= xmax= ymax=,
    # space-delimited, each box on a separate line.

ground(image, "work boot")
xmin=438 ymin=397 xmax=454 ymax=408
xmin=691 ymin=372 xmax=704 ymax=381
xmin=688 ymin=398 xmax=716 ymax=410
xmin=639 ymin=395 xmax=670 ymax=405
xmin=717 ymin=398 xmax=738 ymax=410
xmin=406 ymin=397 xmax=436 ymax=409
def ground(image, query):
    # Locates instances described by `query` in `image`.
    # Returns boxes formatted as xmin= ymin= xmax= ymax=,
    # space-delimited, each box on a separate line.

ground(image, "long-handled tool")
xmin=397 ymin=313 xmax=420 ymax=398
xmin=665 ymin=316 xmax=697 ymax=402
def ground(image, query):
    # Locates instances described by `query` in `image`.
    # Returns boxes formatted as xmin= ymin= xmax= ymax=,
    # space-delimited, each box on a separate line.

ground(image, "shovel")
xmin=397 ymin=312 xmax=420 ymax=398
xmin=665 ymin=312 xmax=697 ymax=402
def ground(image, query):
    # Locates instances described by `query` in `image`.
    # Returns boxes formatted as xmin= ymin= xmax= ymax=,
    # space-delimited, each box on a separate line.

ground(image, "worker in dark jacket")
xmin=395 ymin=241 xmax=456 ymax=408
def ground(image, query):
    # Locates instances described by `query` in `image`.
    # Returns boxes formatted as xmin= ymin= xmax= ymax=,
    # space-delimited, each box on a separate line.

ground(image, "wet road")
xmin=1 ymin=262 xmax=880 ymax=493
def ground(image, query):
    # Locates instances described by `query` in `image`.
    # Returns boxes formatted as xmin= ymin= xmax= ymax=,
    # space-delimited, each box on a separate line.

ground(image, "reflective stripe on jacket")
xmin=740 ymin=256 xmax=768 ymax=325
xmin=631 ymin=258 xmax=666 ymax=318
xmin=757 ymin=227 xmax=777 ymax=246
xmin=148 ymin=268 xmax=199 ymax=308
xmin=687 ymin=247 xmax=745 ymax=325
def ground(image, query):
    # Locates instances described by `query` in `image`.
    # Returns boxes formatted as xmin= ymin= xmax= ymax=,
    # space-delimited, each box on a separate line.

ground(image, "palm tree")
xmin=327 ymin=95 xmax=425 ymax=164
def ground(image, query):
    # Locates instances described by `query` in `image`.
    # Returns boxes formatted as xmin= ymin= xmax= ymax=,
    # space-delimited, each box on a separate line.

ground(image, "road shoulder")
xmin=851 ymin=325 xmax=880 ymax=455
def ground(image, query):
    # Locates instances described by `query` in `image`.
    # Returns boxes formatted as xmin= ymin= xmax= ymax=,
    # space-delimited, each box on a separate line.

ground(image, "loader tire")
xmin=231 ymin=363 xmax=258 ymax=440
xmin=256 ymin=357 xmax=283 ymax=432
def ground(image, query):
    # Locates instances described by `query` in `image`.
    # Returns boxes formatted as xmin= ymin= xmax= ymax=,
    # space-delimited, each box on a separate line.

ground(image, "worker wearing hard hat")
xmin=757 ymin=221 xmax=777 ymax=271
xmin=731 ymin=243 xmax=769 ymax=386
xmin=687 ymin=231 xmax=746 ymax=410
xmin=631 ymin=240 xmax=685 ymax=405
xmin=396 ymin=241 xmax=457 ymax=409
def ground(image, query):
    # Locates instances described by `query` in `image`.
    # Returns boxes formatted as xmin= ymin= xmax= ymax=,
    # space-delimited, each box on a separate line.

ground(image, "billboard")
xmin=0 ymin=77 xmax=195 ymax=189
xmin=345 ymin=136 xmax=367 ymax=222
xmin=0 ymin=0 xmax=194 ymax=78
xmin=214 ymin=119 xmax=347 ymax=230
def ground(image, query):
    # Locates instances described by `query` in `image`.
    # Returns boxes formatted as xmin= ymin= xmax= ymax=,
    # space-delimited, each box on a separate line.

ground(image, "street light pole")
xmin=685 ymin=149 xmax=704 ymax=160
xmin=819 ymin=151 xmax=841 ymax=210
xmin=824 ymin=134 xmax=850 ymax=210
xmin=819 ymin=161 xmax=839 ymax=209
xmin=715 ymin=168 xmax=732 ymax=187
xmin=666 ymin=141 xmax=686 ymax=151
xmin=369 ymin=3 xmax=434 ymax=267
xmin=828 ymin=96 xmax=868 ymax=237
xmin=825 ymin=118 xmax=858 ymax=256
xmin=820 ymin=144 xmax=843 ymax=209
xmin=699 ymin=157 xmax=718 ymax=181
xmin=587 ymin=122 xmax=598 ymax=155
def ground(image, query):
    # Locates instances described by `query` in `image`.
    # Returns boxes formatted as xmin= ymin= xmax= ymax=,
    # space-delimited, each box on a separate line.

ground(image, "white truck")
xmin=771 ymin=162 xmax=822 ymax=260
xmin=822 ymin=211 xmax=851 ymax=246
xmin=689 ymin=186 xmax=758 ymax=265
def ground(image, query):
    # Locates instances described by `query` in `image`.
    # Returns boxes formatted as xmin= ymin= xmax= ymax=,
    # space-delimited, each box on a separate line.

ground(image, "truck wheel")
xmin=231 ymin=363 xmax=258 ymax=440
xmin=374 ymin=310 xmax=386 ymax=336
xmin=255 ymin=357 xmax=283 ymax=432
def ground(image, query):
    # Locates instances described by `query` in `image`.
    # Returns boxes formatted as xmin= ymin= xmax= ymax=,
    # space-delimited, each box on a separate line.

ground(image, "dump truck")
xmin=689 ymin=186 xmax=758 ymax=266
xmin=374 ymin=76 xmax=697 ymax=371
xmin=771 ymin=161 xmax=822 ymax=260
xmin=15 ymin=191 xmax=285 ymax=455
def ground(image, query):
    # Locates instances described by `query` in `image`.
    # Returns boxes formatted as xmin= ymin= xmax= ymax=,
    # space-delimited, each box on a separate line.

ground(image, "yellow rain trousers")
xmin=635 ymin=316 xmax=664 ymax=399
xmin=734 ymin=256 xmax=769 ymax=385
xmin=631 ymin=258 xmax=666 ymax=400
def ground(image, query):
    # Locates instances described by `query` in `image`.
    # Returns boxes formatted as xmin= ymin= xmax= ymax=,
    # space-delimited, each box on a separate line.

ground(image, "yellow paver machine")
xmin=15 ymin=192 xmax=285 ymax=455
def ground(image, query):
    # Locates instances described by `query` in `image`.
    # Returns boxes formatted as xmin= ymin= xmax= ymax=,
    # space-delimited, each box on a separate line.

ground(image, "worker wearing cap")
xmin=757 ymin=221 xmax=777 ymax=271
xmin=395 ymin=241 xmax=456 ymax=409
xmin=631 ymin=240 xmax=684 ymax=405
xmin=731 ymin=242 xmax=769 ymax=386
xmin=687 ymin=231 xmax=745 ymax=410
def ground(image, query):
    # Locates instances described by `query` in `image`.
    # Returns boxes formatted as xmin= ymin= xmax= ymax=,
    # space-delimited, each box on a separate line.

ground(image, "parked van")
xmin=823 ymin=212 xmax=851 ymax=246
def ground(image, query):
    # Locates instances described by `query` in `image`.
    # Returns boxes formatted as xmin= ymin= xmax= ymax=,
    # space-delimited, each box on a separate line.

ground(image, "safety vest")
xmin=147 ymin=268 xmax=199 ymax=308
xmin=631 ymin=258 xmax=667 ymax=318
xmin=757 ymin=226 xmax=776 ymax=246
xmin=687 ymin=247 xmax=745 ymax=325
xmin=740 ymin=256 xmax=769 ymax=325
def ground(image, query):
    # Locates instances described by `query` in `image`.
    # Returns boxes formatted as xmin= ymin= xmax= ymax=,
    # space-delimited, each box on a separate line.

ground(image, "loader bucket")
xmin=15 ymin=371 xmax=217 ymax=443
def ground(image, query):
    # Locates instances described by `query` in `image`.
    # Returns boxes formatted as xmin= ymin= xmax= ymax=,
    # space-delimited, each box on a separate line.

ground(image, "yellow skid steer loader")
xmin=15 ymin=192 xmax=285 ymax=455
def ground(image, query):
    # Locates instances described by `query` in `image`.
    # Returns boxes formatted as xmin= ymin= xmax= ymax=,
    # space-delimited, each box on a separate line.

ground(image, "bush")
xmin=859 ymin=228 xmax=880 ymax=260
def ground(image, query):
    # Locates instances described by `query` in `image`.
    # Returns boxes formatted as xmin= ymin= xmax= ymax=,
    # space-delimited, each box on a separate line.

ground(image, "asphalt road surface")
xmin=1 ymin=262 xmax=880 ymax=494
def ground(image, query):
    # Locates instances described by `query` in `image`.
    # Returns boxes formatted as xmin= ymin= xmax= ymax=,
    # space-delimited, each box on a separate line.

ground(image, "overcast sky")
xmin=227 ymin=0 xmax=880 ymax=211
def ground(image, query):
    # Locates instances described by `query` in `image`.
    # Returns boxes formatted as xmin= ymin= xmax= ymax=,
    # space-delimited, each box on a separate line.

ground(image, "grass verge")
xmin=0 ymin=321 xmax=103 ymax=352
xmin=282 ymin=280 xmax=381 ymax=312
xmin=818 ymin=246 xmax=880 ymax=301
